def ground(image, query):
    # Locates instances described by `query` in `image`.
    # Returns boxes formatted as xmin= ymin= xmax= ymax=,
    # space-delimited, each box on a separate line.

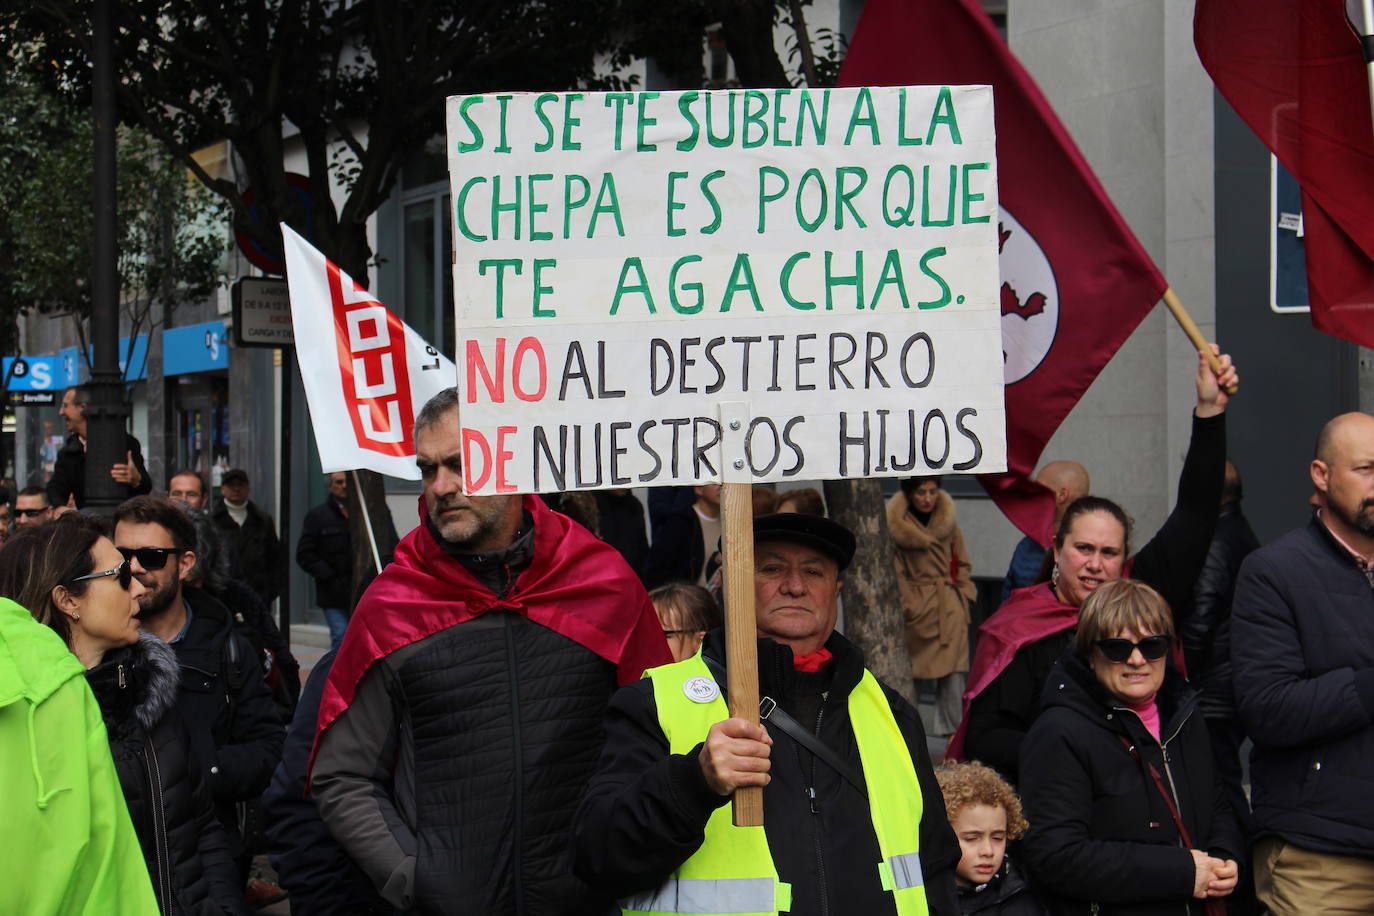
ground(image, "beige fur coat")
xmin=886 ymin=490 xmax=976 ymax=678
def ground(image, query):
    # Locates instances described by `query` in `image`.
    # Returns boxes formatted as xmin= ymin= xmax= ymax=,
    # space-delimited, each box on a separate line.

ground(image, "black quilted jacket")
xmin=86 ymin=633 xmax=248 ymax=916
xmin=312 ymin=612 xmax=622 ymax=915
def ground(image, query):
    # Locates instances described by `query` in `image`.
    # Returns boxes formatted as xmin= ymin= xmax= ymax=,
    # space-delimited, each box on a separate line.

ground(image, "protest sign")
xmin=446 ymin=86 xmax=1005 ymax=496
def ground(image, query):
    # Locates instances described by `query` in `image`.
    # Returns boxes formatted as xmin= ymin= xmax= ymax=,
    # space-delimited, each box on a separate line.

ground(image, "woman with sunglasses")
xmin=1017 ymin=579 xmax=1242 ymax=915
xmin=0 ymin=516 xmax=249 ymax=916
xmin=948 ymin=349 xmax=1239 ymax=783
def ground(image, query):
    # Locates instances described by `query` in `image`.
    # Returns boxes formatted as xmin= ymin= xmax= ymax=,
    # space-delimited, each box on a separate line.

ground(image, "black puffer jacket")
xmin=1019 ymin=653 xmax=1243 ymax=916
xmin=957 ymin=858 xmax=1046 ymax=915
xmin=574 ymin=630 xmax=961 ymax=916
xmin=86 ymin=633 xmax=249 ymax=916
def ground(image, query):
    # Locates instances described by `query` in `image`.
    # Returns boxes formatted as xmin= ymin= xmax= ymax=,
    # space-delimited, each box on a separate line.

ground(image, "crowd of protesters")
xmin=6 ymin=351 xmax=1374 ymax=916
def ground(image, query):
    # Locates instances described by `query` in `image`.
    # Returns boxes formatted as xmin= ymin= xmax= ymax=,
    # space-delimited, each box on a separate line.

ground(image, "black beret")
xmin=752 ymin=512 xmax=856 ymax=571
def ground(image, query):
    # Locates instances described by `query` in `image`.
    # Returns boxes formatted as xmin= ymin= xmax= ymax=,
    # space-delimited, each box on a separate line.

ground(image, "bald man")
xmin=999 ymin=460 xmax=1090 ymax=601
xmin=1232 ymin=412 xmax=1374 ymax=914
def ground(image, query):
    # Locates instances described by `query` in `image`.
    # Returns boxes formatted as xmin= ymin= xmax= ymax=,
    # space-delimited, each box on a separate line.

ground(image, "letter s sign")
xmin=28 ymin=361 xmax=52 ymax=390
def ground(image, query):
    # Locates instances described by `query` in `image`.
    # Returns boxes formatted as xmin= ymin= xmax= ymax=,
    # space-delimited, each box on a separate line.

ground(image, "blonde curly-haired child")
xmin=935 ymin=761 xmax=1046 ymax=915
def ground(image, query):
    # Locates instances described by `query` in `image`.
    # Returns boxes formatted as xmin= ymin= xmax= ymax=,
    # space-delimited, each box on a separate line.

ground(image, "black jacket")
xmin=957 ymin=859 xmax=1046 ymax=916
xmin=47 ymin=430 xmax=152 ymax=509
xmin=212 ymin=500 xmax=285 ymax=606
xmin=964 ymin=412 xmax=1226 ymax=784
xmin=296 ymin=499 xmax=353 ymax=609
xmin=87 ymin=633 xmax=249 ymax=916
xmin=643 ymin=486 xmax=705 ymax=589
xmin=1019 ymin=653 xmax=1243 ymax=916
xmin=172 ymin=585 xmax=286 ymax=856
xmin=574 ymin=630 xmax=961 ymax=916
xmin=594 ymin=490 xmax=649 ymax=583
xmin=263 ymin=649 xmax=388 ymax=916
xmin=1182 ymin=502 xmax=1258 ymax=720
xmin=1231 ymin=515 xmax=1374 ymax=856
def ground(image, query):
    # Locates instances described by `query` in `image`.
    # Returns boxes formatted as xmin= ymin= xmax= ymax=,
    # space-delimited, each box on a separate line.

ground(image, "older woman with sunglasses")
xmin=0 ymin=516 xmax=249 ymax=916
xmin=1017 ymin=579 xmax=1242 ymax=916
xmin=949 ymin=348 xmax=1240 ymax=784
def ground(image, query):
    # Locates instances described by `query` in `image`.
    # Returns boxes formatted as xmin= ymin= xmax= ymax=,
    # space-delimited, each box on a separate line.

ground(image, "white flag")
xmin=282 ymin=224 xmax=457 ymax=480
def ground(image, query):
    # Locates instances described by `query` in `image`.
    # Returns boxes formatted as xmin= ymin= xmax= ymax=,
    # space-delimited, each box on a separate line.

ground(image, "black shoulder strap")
xmin=762 ymin=697 xmax=868 ymax=799
xmin=702 ymin=653 xmax=868 ymax=799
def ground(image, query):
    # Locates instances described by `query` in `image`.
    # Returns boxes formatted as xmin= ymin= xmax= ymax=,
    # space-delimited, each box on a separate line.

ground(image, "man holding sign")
xmin=310 ymin=389 xmax=671 ymax=915
xmin=575 ymin=512 xmax=960 ymax=916
xmin=449 ymin=82 xmax=994 ymax=916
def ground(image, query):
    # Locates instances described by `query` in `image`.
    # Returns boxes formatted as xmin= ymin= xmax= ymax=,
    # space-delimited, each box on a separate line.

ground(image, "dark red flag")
xmin=1195 ymin=0 xmax=1374 ymax=351
xmin=839 ymin=0 xmax=1167 ymax=546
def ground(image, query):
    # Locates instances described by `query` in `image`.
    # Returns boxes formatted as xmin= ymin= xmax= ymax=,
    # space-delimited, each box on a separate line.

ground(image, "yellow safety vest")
xmin=620 ymin=653 xmax=930 ymax=916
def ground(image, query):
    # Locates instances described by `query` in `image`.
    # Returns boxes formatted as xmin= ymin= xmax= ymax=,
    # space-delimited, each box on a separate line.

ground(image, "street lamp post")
xmin=85 ymin=0 xmax=128 ymax=512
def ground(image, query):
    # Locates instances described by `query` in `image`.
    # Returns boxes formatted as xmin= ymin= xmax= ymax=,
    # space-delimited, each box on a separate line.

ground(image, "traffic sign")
xmin=232 ymin=276 xmax=294 ymax=347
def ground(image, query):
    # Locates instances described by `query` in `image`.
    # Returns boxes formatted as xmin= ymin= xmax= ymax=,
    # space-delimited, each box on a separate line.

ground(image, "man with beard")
xmin=310 ymin=387 xmax=671 ymax=915
xmin=113 ymin=496 xmax=284 ymax=878
xmin=167 ymin=468 xmax=209 ymax=511
xmin=1232 ymin=412 xmax=1374 ymax=914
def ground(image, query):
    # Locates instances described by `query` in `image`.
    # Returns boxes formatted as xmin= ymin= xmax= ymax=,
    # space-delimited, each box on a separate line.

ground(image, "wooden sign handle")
xmin=1162 ymin=287 xmax=1238 ymax=396
xmin=721 ymin=481 xmax=764 ymax=827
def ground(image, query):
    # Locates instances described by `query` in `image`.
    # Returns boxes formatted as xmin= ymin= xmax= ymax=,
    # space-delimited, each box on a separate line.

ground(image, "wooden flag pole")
xmin=1161 ymin=287 xmax=1238 ymax=395
xmin=721 ymin=480 xmax=764 ymax=826
xmin=1356 ymin=1 xmax=1374 ymax=147
xmin=718 ymin=402 xmax=763 ymax=827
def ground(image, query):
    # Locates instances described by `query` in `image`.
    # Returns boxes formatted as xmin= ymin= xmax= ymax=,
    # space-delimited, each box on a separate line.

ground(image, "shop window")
xmin=393 ymin=135 xmax=454 ymax=358
xmin=402 ymin=188 xmax=454 ymax=358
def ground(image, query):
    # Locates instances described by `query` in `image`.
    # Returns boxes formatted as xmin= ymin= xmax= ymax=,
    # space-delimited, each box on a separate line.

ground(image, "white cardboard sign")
xmin=446 ymin=86 xmax=1005 ymax=495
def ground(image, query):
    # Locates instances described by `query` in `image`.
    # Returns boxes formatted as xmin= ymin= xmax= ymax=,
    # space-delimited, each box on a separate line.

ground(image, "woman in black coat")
xmin=1019 ymin=579 xmax=1243 ymax=916
xmin=0 ymin=517 xmax=248 ymax=916
xmin=960 ymin=351 xmax=1236 ymax=783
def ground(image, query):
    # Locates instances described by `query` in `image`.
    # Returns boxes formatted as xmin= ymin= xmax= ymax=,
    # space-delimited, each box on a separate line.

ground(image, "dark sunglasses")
xmin=1094 ymin=635 xmax=1171 ymax=663
xmin=14 ymin=507 xmax=47 ymax=517
xmin=69 ymin=558 xmax=133 ymax=591
xmin=117 ymin=546 xmax=186 ymax=570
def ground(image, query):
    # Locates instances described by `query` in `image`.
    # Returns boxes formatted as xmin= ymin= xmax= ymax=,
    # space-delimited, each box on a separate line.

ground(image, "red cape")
xmin=311 ymin=495 xmax=670 ymax=772
xmin=945 ymin=582 xmax=1077 ymax=760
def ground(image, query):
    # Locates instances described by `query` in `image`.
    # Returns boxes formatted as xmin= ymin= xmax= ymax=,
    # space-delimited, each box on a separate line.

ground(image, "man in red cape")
xmin=310 ymin=388 xmax=671 ymax=915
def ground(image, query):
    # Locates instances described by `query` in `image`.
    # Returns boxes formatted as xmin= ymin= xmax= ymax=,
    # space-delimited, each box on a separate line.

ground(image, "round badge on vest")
xmin=683 ymin=675 xmax=720 ymax=704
